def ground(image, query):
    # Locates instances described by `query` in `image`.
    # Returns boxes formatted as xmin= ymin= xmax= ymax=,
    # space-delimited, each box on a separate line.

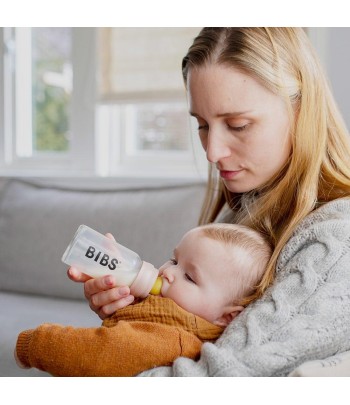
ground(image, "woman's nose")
xmin=206 ymin=132 xmax=231 ymax=164
xmin=162 ymin=267 xmax=175 ymax=283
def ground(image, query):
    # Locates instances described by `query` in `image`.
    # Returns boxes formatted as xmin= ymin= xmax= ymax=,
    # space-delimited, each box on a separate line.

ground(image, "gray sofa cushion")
xmin=0 ymin=178 xmax=205 ymax=300
xmin=0 ymin=290 xmax=101 ymax=377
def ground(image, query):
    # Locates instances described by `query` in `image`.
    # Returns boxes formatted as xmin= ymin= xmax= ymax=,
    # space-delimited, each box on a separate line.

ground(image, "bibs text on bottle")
xmin=61 ymin=225 xmax=162 ymax=298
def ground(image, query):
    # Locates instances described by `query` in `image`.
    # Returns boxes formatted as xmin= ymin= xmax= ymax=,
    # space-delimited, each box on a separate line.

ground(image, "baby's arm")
xmin=15 ymin=321 xmax=202 ymax=376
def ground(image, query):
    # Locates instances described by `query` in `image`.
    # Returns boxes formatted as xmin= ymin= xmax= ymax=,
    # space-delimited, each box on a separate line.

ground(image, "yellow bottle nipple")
xmin=150 ymin=276 xmax=163 ymax=295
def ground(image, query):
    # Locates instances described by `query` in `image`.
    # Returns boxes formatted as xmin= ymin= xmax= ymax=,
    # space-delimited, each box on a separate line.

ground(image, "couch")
xmin=0 ymin=176 xmax=206 ymax=376
xmin=1 ymin=176 xmax=349 ymax=377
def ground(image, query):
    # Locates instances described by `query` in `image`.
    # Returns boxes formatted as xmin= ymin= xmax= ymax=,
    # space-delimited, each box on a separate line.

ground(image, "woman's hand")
xmin=67 ymin=232 xmax=135 ymax=320
xmin=67 ymin=268 xmax=135 ymax=319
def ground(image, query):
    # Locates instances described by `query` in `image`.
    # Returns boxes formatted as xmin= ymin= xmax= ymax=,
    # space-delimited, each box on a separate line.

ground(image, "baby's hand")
xmin=14 ymin=348 xmax=31 ymax=369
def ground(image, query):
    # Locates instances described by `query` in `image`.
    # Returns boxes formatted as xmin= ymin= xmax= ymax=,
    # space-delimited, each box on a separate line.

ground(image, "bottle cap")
xmin=130 ymin=261 xmax=159 ymax=298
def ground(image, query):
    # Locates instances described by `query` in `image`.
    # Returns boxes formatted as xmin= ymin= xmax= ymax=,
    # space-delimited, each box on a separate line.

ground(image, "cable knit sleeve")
xmin=139 ymin=198 xmax=350 ymax=376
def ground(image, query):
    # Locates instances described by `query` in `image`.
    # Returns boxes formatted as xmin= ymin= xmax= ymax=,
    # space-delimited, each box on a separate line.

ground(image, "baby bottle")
xmin=61 ymin=224 xmax=162 ymax=298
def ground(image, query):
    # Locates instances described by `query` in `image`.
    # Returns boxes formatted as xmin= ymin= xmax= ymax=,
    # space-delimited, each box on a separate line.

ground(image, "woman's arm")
xmin=139 ymin=198 xmax=350 ymax=376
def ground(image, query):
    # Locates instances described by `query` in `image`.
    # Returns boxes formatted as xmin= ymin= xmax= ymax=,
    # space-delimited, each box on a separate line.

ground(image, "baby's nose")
xmin=162 ymin=268 xmax=175 ymax=283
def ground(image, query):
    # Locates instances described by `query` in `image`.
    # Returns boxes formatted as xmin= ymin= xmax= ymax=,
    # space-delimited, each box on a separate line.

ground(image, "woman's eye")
xmin=170 ymin=259 xmax=177 ymax=265
xmin=228 ymin=124 xmax=249 ymax=132
xmin=185 ymin=273 xmax=195 ymax=284
xmin=198 ymin=125 xmax=209 ymax=131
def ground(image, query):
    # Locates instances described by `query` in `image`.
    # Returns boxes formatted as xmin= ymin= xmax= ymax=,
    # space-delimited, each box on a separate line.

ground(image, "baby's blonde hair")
xmin=198 ymin=223 xmax=272 ymax=306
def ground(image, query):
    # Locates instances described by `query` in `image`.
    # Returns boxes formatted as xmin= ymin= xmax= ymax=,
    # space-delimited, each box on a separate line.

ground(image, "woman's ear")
xmin=213 ymin=305 xmax=245 ymax=327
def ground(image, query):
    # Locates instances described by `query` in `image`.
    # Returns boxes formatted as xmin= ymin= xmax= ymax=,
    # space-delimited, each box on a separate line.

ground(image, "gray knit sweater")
xmin=140 ymin=197 xmax=350 ymax=376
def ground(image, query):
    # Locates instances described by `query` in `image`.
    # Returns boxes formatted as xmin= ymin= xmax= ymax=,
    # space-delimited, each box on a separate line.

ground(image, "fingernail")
xmin=125 ymin=295 xmax=134 ymax=303
xmin=119 ymin=286 xmax=129 ymax=296
xmin=105 ymin=276 xmax=114 ymax=286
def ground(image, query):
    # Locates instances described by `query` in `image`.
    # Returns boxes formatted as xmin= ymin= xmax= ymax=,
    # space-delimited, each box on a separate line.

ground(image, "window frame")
xmin=0 ymin=27 xmax=97 ymax=176
xmin=95 ymin=100 xmax=207 ymax=179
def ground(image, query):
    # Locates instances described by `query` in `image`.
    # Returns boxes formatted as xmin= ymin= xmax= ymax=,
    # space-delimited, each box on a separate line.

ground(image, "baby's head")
xmin=160 ymin=223 xmax=272 ymax=327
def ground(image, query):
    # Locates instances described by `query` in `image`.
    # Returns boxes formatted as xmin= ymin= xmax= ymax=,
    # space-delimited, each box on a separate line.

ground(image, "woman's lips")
xmin=219 ymin=169 xmax=244 ymax=180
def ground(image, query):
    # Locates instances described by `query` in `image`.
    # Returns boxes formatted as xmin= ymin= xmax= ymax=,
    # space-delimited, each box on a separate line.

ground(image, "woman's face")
xmin=187 ymin=64 xmax=292 ymax=193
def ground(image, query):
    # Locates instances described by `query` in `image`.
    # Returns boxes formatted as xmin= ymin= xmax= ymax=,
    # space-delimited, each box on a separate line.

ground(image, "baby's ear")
xmin=213 ymin=305 xmax=244 ymax=327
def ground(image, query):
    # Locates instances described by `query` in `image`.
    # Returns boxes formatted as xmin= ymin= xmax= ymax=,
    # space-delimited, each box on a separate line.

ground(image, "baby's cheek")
xmin=171 ymin=293 xmax=194 ymax=314
xmin=162 ymin=286 xmax=179 ymax=303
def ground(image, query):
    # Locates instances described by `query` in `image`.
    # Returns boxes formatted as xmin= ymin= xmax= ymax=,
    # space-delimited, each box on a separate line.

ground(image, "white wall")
xmin=309 ymin=27 xmax=350 ymax=131
xmin=328 ymin=28 xmax=350 ymax=131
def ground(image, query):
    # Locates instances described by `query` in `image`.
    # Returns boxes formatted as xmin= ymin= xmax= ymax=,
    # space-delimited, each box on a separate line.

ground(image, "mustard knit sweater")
xmin=15 ymin=296 xmax=223 ymax=376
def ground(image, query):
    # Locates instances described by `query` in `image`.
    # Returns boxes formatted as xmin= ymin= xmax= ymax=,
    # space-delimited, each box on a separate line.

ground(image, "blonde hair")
xmin=198 ymin=223 xmax=272 ymax=306
xmin=183 ymin=28 xmax=350 ymax=300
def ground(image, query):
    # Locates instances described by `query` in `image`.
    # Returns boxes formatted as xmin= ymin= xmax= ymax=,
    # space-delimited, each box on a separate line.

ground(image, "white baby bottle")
xmin=62 ymin=224 xmax=162 ymax=298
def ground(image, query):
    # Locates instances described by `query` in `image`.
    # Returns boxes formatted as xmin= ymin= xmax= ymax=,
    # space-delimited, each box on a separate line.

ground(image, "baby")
xmin=159 ymin=222 xmax=271 ymax=326
xmin=15 ymin=223 xmax=271 ymax=376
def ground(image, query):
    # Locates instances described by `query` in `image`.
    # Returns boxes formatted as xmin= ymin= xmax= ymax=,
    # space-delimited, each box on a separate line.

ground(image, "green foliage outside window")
xmin=33 ymin=83 xmax=70 ymax=152
xmin=32 ymin=28 xmax=71 ymax=153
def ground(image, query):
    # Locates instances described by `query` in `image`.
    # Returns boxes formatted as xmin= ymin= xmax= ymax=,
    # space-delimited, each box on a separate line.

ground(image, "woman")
xmin=68 ymin=28 xmax=350 ymax=376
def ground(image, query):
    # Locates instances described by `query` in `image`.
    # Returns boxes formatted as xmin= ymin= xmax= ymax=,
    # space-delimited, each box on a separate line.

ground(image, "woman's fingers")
xmin=105 ymin=232 xmax=116 ymax=241
xmin=83 ymin=275 xmax=118 ymax=298
xmin=98 ymin=294 xmax=135 ymax=319
xmin=67 ymin=266 xmax=91 ymax=283
xmin=88 ymin=283 xmax=130 ymax=307
xmin=83 ymin=277 xmax=134 ymax=319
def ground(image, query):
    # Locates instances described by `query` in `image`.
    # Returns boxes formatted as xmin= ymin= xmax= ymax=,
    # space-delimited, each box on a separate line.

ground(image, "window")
xmin=0 ymin=27 xmax=207 ymax=178
xmin=31 ymin=28 xmax=72 ymax=153
xmin=95 ymin=27 xmax=206 ymax=178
